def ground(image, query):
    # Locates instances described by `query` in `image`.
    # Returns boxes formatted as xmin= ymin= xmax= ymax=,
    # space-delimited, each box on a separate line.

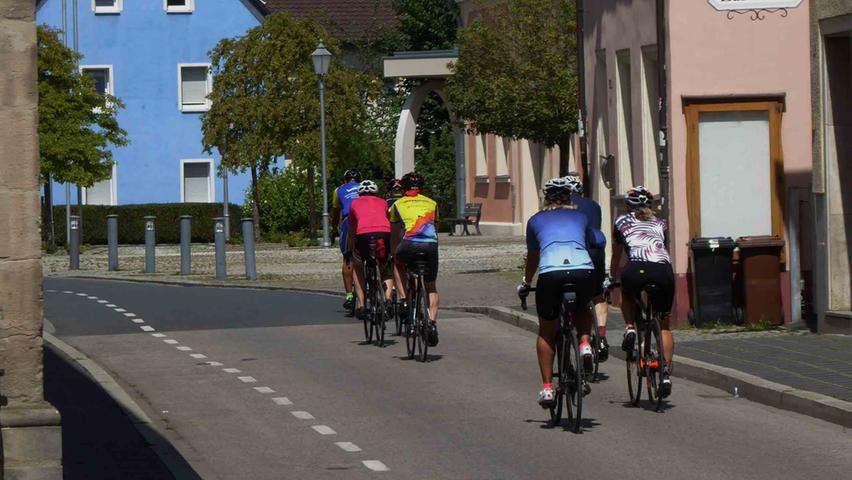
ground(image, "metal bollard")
xmin=69 ymin=215 xmax=80 ymax=270
xmin=180 ymin=215 xmax=192 ymax=275
xmin=214 ymin=217 xmax=226 ymax=279
xmin=144 ymin=216 xmax=156 ymax=273
xmin=241 ymin=218 xmax=257 ymax=280
xmin=107 ymin=214 xmax=118 ymax=271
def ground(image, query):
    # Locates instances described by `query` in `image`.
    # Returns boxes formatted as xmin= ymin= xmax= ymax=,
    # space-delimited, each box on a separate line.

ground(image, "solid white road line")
xmin=206 ymin=361 xmax=224 ymax=367
xmin=362 ymin=461 xmax=389 ymax=472
xmin=335 ymin=442 xmax=362 ymax=453
xmin=132 ymin=319 xmax=145 ymax=324
xmin=272 ymin=397 xmax=292 ymax=406
xmin=123 ymin=312 xmax=136 ymax=317
xmin=176 ymin=346 xmax=192 ymax=351
xmin=311 ymin=425 xmax=336 ymax=435
xmin=237 ymin=376 xmax=257 ymax=383
xmin=114 ymin=308 xmax=126 ymax=313
xmin=254 ymin=386 xmax=275 ymax=394
xmin=291 ymin=411 xmax=314 ymax=420
xmin=164 ymin=339 xmax=179 ymax=345
xmin=140 ymin=326 xmax=155 ymax=332
xmin=190 ymin=353 xmax=207 ymax=359
xmin=151 ymin=333 xmax=166 ymax=338
xmin=222 ymin=368 xmax=241 ymax=374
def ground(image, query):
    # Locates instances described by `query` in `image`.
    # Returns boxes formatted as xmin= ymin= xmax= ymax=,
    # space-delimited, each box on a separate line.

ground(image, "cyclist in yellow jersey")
xmin=389 ymin=172 xmax=440 ymax=347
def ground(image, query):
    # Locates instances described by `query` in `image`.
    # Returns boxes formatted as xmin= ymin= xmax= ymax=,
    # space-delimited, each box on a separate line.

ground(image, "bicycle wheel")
xmin=362 ymin=269 xmax=373 ymax=343
xmin=374 ymin=270 xmax=386 ymax=347
xmin=416 ymin=278 xmax=430 ymax=363
xmin=626 ymin=327 xmax=642 ymax=406
xmin=549 ymin=330 xmax=565 ymax=427
xmin=646 ymin=317 xmax=666 ymax=411
xmin=589 ymin=327 xmax=600 ymax=382
xmin=565 ymin=328 xmax=583 ymax=433
xmin=393 ymin=287 xmax=402 ymax=336
xmin=405 ymin=279 xmax=416 ymax=359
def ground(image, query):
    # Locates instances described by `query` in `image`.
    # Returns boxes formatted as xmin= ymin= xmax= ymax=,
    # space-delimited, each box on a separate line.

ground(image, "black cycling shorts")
xmin=396 ymin=240 xmax=438 ymax=283
xmin=535 ymin=269 xmax=596 ymax=321
xmin=621 ymin=261 xmax=674 ymax=313
xmin=354 ymin=232 xmax=390 ymax=265
xmin=589 ymin=247 xmax=605 ymax=297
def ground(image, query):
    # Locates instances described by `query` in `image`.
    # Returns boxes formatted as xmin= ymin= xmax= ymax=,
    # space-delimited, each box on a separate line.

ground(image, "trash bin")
xmin=737 ymin=235 xmax=785 ymax=325
xmin=689 ymin=237 xmax=736 ymax=327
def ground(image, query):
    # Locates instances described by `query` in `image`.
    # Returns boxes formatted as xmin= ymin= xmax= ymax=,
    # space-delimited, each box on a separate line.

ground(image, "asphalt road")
xmin=44 ymin=278 xmax=852 ymax=480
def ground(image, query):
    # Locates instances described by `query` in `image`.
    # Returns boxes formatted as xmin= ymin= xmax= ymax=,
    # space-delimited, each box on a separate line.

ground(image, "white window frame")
xmin=83 ymin=163 xmax=118 ymax=206
xmin=92 ymin=0 xmax=122 ymax=14
xmin=164 ymin=0 xmax=195 ymax=14
xmin=180 ymin=159 xmax=215 ymax=203
xmin=80 ymin=64 xmax=114 ymax=112
xmin=177 ymin=63 xmax=212 ymax=112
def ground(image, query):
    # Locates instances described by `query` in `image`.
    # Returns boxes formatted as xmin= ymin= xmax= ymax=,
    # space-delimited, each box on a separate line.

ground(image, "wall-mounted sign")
xmin=708 ymin=0 xmax=803 ymax=10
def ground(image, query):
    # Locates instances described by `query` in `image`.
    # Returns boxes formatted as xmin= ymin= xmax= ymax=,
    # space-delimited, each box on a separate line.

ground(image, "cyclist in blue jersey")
xmin=564 ymin=175 xmax=610 ymax=361
xmin=518 ymin=177 xmax=604 ymax=408
xmin=331 ymin=169 xmax=361 ymax=315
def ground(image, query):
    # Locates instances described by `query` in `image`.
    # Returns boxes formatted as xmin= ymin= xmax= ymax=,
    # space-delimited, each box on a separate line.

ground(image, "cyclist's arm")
xmin=331 ymin=188 xmax=341 ymax=228
xmin=524 ymin=250 xmax=539 ymax=285
xmin=610 ymin=227 xmax=625 ymax=281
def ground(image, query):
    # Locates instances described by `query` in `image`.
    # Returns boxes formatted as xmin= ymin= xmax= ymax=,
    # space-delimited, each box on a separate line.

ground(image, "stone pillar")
xmin=0 ymin=2 xmax=63 ymax=478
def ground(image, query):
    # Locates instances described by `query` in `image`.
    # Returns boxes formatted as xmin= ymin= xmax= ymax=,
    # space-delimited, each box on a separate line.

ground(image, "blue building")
xmin=36 ymin=0 xmax=270 ymax=205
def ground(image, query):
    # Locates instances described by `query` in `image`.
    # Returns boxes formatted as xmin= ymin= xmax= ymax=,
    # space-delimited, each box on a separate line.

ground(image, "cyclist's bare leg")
xmin=342 ymin=257 xmax=354 ymax=295
xmin=425 ymin=281 xmax=439 ymax=321
xmin=575 ymin=308 xmax=593 ymax=345
xmin=621 ymin=295 xmax=637 ymax=328
xmin=394 ymin=258 xmax=407 ymax=302
xmin=352 ymin=257 xmax=366 ymax=310
xmin=593 ymin=297 xmax=608 ymax=331
xmin=536 ymin=318 xmax=558 ymax=385
xmin=660 ymin=313 xmax=674 ymax=369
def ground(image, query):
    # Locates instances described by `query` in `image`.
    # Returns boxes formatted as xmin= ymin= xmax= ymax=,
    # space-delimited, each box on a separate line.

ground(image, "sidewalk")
xmin=44 ymin=237 xmax=852 ymax=427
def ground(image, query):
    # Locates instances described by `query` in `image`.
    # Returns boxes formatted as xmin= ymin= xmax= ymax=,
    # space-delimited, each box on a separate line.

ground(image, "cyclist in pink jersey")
xmin=348 ymin=180 xmax=392 ymax=320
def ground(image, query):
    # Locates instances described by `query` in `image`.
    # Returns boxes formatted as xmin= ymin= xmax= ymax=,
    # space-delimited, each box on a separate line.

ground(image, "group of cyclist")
xmin=518 ymin=176 xmax=674 ymax=409
xmin=332 ymin=170 xmax=440 ymax=348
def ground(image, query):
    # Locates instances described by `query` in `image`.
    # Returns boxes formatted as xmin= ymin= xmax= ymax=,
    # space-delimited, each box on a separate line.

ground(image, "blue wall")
xmin=37 ymin=0 xmax=264 ymax=205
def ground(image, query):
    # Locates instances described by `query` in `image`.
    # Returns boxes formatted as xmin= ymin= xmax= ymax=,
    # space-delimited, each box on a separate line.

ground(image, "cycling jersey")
xmin=613 ymin=212 xmax=671 ymax=263
xmin=526 ymin=207 xmax=595 ymax=274
xmin=386 ymin=195 xmax=402 ymax=210
xmin=572 ymin=195 xmax=602 ymax=230
xmin=349 ymin=196 xmax=391 ymax=236
xmin=333 ymin=181 xmax=360 ymax=218
xmin=389 ymin=193 xmax=438 ymax=243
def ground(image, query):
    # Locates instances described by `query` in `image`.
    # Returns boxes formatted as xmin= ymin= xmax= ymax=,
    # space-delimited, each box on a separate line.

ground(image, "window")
xmin=80 ymin=65 xmax=114 ymax=111
xmin=615 ymin=49 xmax=634 ymax=191
xmin=178 ymin=64 xmax=211 ymax=112
xmin=181 ymin=160 xmax=214 ymax=203
xmin=93 ymin=0 xmax=122 ymax=14
xmin=495 ymin=137 xmax=510 ymax=180
xmin=640 ymin=46 xmax=660 ymax=194
xmin=165 ymin=0 xmax=194 ymax=13
xmin=84 ymin=164 xmax=117 ymax=205
xmin=474 ymin=134 xmax=488 ymax=181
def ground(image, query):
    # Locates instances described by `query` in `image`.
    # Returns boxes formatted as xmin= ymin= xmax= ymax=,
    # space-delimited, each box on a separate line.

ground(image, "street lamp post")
xmin=312 ymin=42 xmax=332 ymax=248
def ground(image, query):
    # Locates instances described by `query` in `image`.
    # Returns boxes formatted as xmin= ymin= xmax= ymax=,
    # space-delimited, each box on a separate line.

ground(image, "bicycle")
xmin=403 ymin=252 xmax=431 ymax=362
xmin=609 ymin=282 xmax=668 ymax=411
xmin=361 ymin=240 xmax=387 ymax=347
xmin=519 ymin=286 xmax=585 ymax=433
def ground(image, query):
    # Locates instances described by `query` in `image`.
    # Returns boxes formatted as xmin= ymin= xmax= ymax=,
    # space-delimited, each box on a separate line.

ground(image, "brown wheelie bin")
xmin=736 ymin=235 xmax=785 ymax=325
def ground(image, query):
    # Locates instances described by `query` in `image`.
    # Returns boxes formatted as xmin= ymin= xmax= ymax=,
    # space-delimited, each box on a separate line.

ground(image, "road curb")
xmin=453 ymin=306 xmax=852 ymax=429
xmin=43 ymin=331 xmax=205 ymax=479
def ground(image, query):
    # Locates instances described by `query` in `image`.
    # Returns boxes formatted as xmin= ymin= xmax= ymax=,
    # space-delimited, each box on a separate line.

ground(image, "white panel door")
xmin=698 ymin=110 xmax=771 ymax=238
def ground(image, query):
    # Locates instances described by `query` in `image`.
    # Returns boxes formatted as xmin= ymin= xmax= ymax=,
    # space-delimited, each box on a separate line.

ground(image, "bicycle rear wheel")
xmin=565 ymin=328 xmax=583 ymax=433
xmin=626 ymin=329 xmax=642 ymax=406
xmin=393 ymin=288 xmax=402 ymax=336
xmin=374 ymin=273 xmax=386 ymax=347
xmin=416 ymin=279 xmax=430 ymax=362
xmin=646 ymin=317 xmax=666 ymax=411
xmin=549 ymin=330 xmax=565 ymax=427
xmin=363 ymin=269 xmax=374 ymax=343
xmin=405 ymin=280 xmax=417 ymax=359
xmin=589 ymin=327 xmax=600 ymax=382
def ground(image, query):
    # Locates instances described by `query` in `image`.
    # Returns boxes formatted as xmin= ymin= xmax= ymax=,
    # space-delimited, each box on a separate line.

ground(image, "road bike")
xmin=403 ymin=252 xmax=432 ymax=362
xmin=519 ymin=286 xmax=585 ymax=433
xmin=361 ymin=240 xmax=387 ymax=347
xmin=610 ymin=282 xmax=668 ymax=411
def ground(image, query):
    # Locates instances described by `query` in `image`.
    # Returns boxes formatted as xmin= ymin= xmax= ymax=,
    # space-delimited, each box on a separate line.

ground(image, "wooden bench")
xmin=447 ymin=203 xmax=483 ymax=236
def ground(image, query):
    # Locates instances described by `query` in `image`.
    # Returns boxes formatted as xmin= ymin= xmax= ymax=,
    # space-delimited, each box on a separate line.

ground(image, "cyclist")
xmin=347 ymin=180 xmax=392 ymax=320
xmin=611 ymin=186 xmax=674 ymax=398
xmin=564 ymin=175 xmax=610 ymax=361
xmin=331 ymin=170 xmax=361 ymax=315
xmin=389 ymin=172 xmax=439 ymax=347
xmin=384 ymin=178 xmax=405 ymax=314
xmin=518 ymin=177 xmax=602 ymax=408
xmin=385 ymin=178 xmax=404 ymax=209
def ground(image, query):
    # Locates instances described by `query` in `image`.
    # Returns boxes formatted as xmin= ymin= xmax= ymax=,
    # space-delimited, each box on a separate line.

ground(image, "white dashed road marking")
xmin=63 ymin=290 xmax=74 ymax=294
xmin=291 ymin=411 xmax=314 ymax=420
xmin=151 ymin=333 xmax=166 ymax=338
xmin=46 ymin=289 xmax=57 ymax=293
xmin=132 ymin=319 xmax=145 ymax=324
xmin=311 ymin=425 xmax=336 ymax=435
xmin=87 ymin=296 xmax=99 ymax=300
xmin=123 ymin=312 xmax=136 ymax=317
xmin=97 ymin=300 xmax=108 ymax=304
xmin=238 ymin=376 xmax=257 ymax=383
xmin=76 ymin=293 xmax=87 ymax=297
xmin=164 ymin=339 xmax=179 ymax=345
xmin=106 ymin=304 xmax=116 ymax=307
xmin=190 ymin=353 xmax=207 ymax=359
xmin=335 ymin=442 xmax=362 ymax=453
xmin=222 ymin=368 xmax=241 ymax=374
xmin=254 ymin=386 xmax=275 ymax=394
xmin=362 ymin=460 xmax=389 ymax=472
xmin=176 ymin=346 xmax=192 ymax=351
xmin=206 ymin=361 xmax=223 ymax=367
xmin=140 ymin=326 xmax=155 ymax=332
xmin=114 ymin=308 xmax=126 ymax=313
xmin=272 ymin=397 xmax=292 ymax=406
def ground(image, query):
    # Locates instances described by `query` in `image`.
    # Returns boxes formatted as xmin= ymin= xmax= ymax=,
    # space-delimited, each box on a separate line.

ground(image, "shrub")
xmin=50 ymin=203 xmax=242 ymax=245
xmin=247 ymin=167 xmax=320 ymax=236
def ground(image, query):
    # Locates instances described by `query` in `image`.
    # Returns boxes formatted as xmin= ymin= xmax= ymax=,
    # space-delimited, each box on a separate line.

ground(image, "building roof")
xmin=264 ymin=0 xmax=398 ymax=40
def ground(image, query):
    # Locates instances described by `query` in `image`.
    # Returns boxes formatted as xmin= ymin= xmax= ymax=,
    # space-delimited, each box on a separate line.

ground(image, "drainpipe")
xmin=656 ymin=0 xmax=670 ymax=243
xmin=576 ymin=0 xmax=590 ymax=191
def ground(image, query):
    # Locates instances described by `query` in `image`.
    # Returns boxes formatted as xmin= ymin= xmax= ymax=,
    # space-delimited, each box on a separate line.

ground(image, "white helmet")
xmin=357 ymin=180 xmax=379 ymax=195
xmin=542 ymin=177 xmax=571 ymax=202
xmin=626 ymin=186 xmax=653 ymax=207
xmin=562 ymin=175 xmax=583 ymax=195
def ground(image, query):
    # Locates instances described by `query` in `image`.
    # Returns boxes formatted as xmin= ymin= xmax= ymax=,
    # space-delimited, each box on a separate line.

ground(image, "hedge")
xmin=49 ymin=203 xmax=242 ymax=245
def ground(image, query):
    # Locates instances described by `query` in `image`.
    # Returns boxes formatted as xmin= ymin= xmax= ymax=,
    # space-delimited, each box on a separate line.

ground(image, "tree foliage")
xmin=445 ymin=0 xmax=578 ymax=149
xmin=37 ymin=25 xmax=128 ymax=186
xmin=392 ymin=0 xmax=458 ymax=51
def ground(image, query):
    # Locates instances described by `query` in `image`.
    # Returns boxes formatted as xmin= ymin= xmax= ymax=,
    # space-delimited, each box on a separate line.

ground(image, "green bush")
xmin=50 ymin=203 xmax=242 ymax=245
xmin=248 ymin=167 xmax=320 ymax=236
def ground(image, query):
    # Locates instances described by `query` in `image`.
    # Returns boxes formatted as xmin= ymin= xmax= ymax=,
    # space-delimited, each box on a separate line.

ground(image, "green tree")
xmin=392 ymin=0 xmax=459 ymax=51
xmin=445 ymin=0 xmax=578 ymax=175
xmin=202 ymin=13 xmax=383 ymax=241
xmin=38 ymin=25 xmax=128 ymax=244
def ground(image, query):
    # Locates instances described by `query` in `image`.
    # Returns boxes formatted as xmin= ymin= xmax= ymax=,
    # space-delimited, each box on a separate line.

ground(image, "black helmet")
xmin=385 ymin=178 xmax=403 ymax=195
xmin=401 ymin=172 xmax=424 ymax=191
xmin=344 ymin=169 xmax=361 ymax=182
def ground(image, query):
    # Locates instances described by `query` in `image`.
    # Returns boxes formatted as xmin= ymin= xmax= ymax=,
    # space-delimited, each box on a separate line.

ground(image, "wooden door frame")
xmin=684 ymin=100 xmax=785 ymax=240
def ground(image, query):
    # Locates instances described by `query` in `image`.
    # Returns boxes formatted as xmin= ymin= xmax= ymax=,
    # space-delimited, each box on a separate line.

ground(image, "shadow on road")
xmin=43 ymin=344 xmax=202 ymax=480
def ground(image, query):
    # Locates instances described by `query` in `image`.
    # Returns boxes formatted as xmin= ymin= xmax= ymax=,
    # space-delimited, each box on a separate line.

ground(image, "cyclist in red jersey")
xmin=348 ymin=180 xmax=392 ymax=320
